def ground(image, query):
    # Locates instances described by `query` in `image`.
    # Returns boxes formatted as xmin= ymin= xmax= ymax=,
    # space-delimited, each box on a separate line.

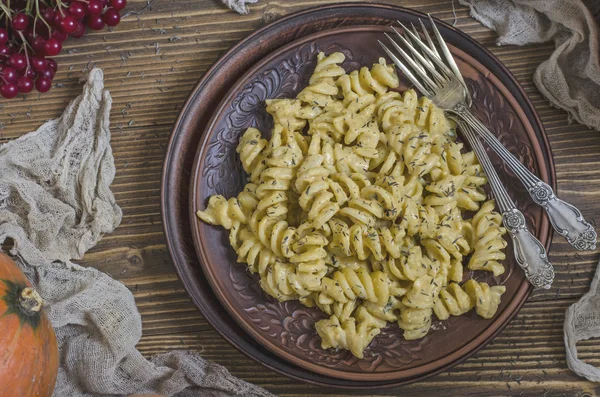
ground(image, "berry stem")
xmin=17 ymin=31 xmax=32 ymax=72
xmin=0 ymin=3 xmax=12 ymax=34
xmin=25 ymin=0 xmax=33 ymax=15
xmin=55 ymin=0 xmax=67 ymax=17
xmin=34 ymin=0 xmax=53 ymax=36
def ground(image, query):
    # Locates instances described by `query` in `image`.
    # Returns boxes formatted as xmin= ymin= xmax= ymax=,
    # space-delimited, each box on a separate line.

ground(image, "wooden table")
xmin=1 ymin=0 xmax=599 ymax=395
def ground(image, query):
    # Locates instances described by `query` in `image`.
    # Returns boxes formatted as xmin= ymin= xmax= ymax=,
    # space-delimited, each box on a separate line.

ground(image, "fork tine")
xmin=427 ymin=14 xmax=465 ymax=88
xmin=397 ymin=20 xmax=454 ymax=78
xmin=386 ymin=30 xmax=438 ymax=91
xmin=418 ymin=18 xmax=440 ymax=59
xmin=393 ymin=22 xmax=447 ymax=84
xmin=378 ymin=40 xmax=432 ymax=96
xmin=412 ymin=20 xmax=451 ymax=85
xmin=409 ymin=22 xmax=435 ymax=70
xmin=389 ymin=27 xmax=428 ymax=78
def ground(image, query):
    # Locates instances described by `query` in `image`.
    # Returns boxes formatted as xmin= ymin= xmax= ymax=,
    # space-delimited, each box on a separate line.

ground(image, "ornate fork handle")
xmin=454 ymin=103 xmax=597 ymax=251
xmin=458 ymin=119 xmax=555 ymax=289
xmin=502 ymin=209 xmax=555 ymax=290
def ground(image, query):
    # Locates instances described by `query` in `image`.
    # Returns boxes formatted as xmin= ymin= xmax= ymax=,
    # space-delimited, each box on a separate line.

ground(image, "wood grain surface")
xmin=1 ymin=0 xmax=599 ymax=395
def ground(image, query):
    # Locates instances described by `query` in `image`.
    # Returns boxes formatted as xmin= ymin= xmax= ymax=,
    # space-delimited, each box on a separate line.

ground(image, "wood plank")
xmin=1 ymin=0 xmax=599 ymax=395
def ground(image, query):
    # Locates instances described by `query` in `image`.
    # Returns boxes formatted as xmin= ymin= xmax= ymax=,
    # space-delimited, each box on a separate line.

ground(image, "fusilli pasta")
xmin=196 ymin=51 xmax=509 ymax=359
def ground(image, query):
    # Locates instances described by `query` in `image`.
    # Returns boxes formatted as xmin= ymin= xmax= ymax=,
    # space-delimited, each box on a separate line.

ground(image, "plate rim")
xmin=162 ymin=3 xmax=555 ymax=388
xmin=188 ymin=24 xmax=549 ymax=381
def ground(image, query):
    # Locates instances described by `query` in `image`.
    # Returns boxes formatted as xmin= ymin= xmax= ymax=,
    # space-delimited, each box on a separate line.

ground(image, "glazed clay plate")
xmin=189 ymin=25 xmax=552 ymax=382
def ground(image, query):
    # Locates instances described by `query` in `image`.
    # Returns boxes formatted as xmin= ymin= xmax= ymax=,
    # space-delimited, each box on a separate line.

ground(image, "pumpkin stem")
xmin=19 ymin=287 xmax=43 ymax=313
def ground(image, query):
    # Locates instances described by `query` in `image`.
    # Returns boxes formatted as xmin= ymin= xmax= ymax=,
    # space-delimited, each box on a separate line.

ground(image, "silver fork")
xmin=379 ymin=15 xmax=597 ymax=252
xmin=453 ymin=118 xmax=554 ymax=289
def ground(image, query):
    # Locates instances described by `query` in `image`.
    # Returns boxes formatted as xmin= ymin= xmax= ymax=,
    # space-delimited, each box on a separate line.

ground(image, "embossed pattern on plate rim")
xmin=188 ymin=25 xmax=553 ymax=382
xmin=162 ymin=3 xmax=556 ymax=388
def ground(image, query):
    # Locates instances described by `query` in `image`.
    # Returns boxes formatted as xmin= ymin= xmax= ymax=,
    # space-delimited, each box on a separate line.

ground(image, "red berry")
xmin=0 ymin=28 xmax=7 ymax=44
xmin=40 ymin=68 xmax=55 ymax=80
xmin=87 ymin=0 xmax=103 ymax=15
xmin=31 ymin=56 xmax=47 ymax=72
xmin=32 ymin=36 xmax=46 ymax=53
xmin=12 ymin=13 xmax=29 ymax=31
xmin=71 ymin=21 xmax=86 ymax=38
xmin=35 ymin=76 xmax=52 ymax=93
xmin=69 ymin=2 xmax=87 ymax=19
xmin=1 ymin=66 xmax=17 ymax=83
xmin=34 ymin=22 xmax=51 ymax=38
xmin=59 ymin=15 xmax=78 ymax=34
xmin=52 ymin=30 xmax=68 ymax=43
xmin=22 ymin=68 xmax=37 ymax=79
xmin=17 ymin=77 xmax=33 ymax=93
xmin=102 ymin=8 xmax=120 ymax=27
xmin=24 ymin=27 xmax=35 ymax=43
xmin=8 ymin=53 xmax=26 ymax=70
xmin=47 ymin=59 xmax=58 ymax=72
xmin=98 ymin=0 xmax=109 ymax=7
xmin=41 ymin=6 xmax=55 ymax=23
xmin=86 ymin=15 xmax=105 ymax=30
xmin=0 ymin=44 xmax=12 ymax=59
xmin=44 ymin=38 xmax=62 ymax=56
xmin=110 ymin=0 xmax=126 ymax=11
xmin=0 ymin=83 xmax=19 ymax=98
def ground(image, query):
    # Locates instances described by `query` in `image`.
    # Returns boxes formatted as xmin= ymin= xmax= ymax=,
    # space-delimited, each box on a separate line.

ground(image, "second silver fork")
xmin=455 ymin=119 xmax=555 ymax=289
xmin=379 ymin=15 xmax=597 ymax=252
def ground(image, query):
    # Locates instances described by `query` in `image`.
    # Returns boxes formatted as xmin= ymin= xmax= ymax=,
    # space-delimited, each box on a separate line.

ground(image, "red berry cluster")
xmin=0 ymin=0 xmax=126 ymax=99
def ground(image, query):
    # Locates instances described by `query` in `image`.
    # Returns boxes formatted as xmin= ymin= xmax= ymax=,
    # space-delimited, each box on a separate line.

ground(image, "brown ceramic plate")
xmin=189 ymin=24 xmax=553 ymax=382
xmin=163 ymin=4 xmax=555 ymax=388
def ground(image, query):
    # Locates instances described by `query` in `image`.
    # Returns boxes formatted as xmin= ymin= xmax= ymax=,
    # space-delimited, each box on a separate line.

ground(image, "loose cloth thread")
xmin=0 ymin=69 xmax=275 ymax=397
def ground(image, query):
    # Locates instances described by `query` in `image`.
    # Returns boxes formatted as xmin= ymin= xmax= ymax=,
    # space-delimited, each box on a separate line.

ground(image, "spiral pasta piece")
xmin=259 ymin=260 xmax=301 ymax=301
xmin=332 ymin=96 xmax=380 ymax=159
xmin=337 ymin=57 xmax=399 ymax=97
xmin=463 ymin=279 xmax=506 ymax=319
xmin=197 ymin=195 xmax=247 ymax=230
xmin=310 ymin=102 xmax=346 ymax=142
xmin=295 ymin=135 xmax=344 ymax=228
xmin=266 ymin=98 xmax=322 ymax=133
xmin=327 ymin=218 xmax=407 ymax=261
xmin=414 ymin=96 xmax=450 ymax=136
xmin=236 ymin=128 xmax=269 ymax=182
xmin=369 ymin=142 xmax=404 ymax=180
xmin=397 ymin=306 xmax=433 ymax=340
xmin=236 ymin=228 xmax=277 ymax=276
xmin=309 ymin=52 xmax=347 ymax=85
xmin=432 ymin=282 xmax=473 ymax=320
xmin=373 ymin=246 xmax=430 ymax=282
xmin=361 ymin=296 xmax=405 ymax=323
xmin=298 ymin=52 xmax=345 ymax=107
xmin=377 ymin=89 xmax=419 ymax=131
xmin=338 ymin=195 xmax=385 ymax=227
xmin=288 ymin=224 xmax=330 ymax=291
xmin=432 ymin=280 xmax=506 ymax=320
xmin=314 ymin=299 xmax=357 ymax=322
xmin=255 ymin=217 xmax=296 ymax=259
xmin=469 ymin=200 xmax=507 ymax=276
xmin=402 ymin=274 xmax=444 ymax=310
xmin=315 ymin=305 xmax=387 ymax=359
xmin=318 ymin=267 xmax=391 ymax=306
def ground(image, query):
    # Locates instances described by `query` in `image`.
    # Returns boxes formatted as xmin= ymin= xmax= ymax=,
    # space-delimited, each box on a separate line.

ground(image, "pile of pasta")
xmin=197 ymin=52 xmax=508 ymax=359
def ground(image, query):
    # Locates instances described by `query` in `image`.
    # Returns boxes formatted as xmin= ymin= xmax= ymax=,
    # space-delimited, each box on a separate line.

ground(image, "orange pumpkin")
xmin=0 ymin=252 xmax=58 ymax=397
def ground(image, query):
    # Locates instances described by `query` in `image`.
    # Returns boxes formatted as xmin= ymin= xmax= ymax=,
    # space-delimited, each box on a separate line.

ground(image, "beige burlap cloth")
xmin=0 ymin=69 xmax=275 ymax=397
